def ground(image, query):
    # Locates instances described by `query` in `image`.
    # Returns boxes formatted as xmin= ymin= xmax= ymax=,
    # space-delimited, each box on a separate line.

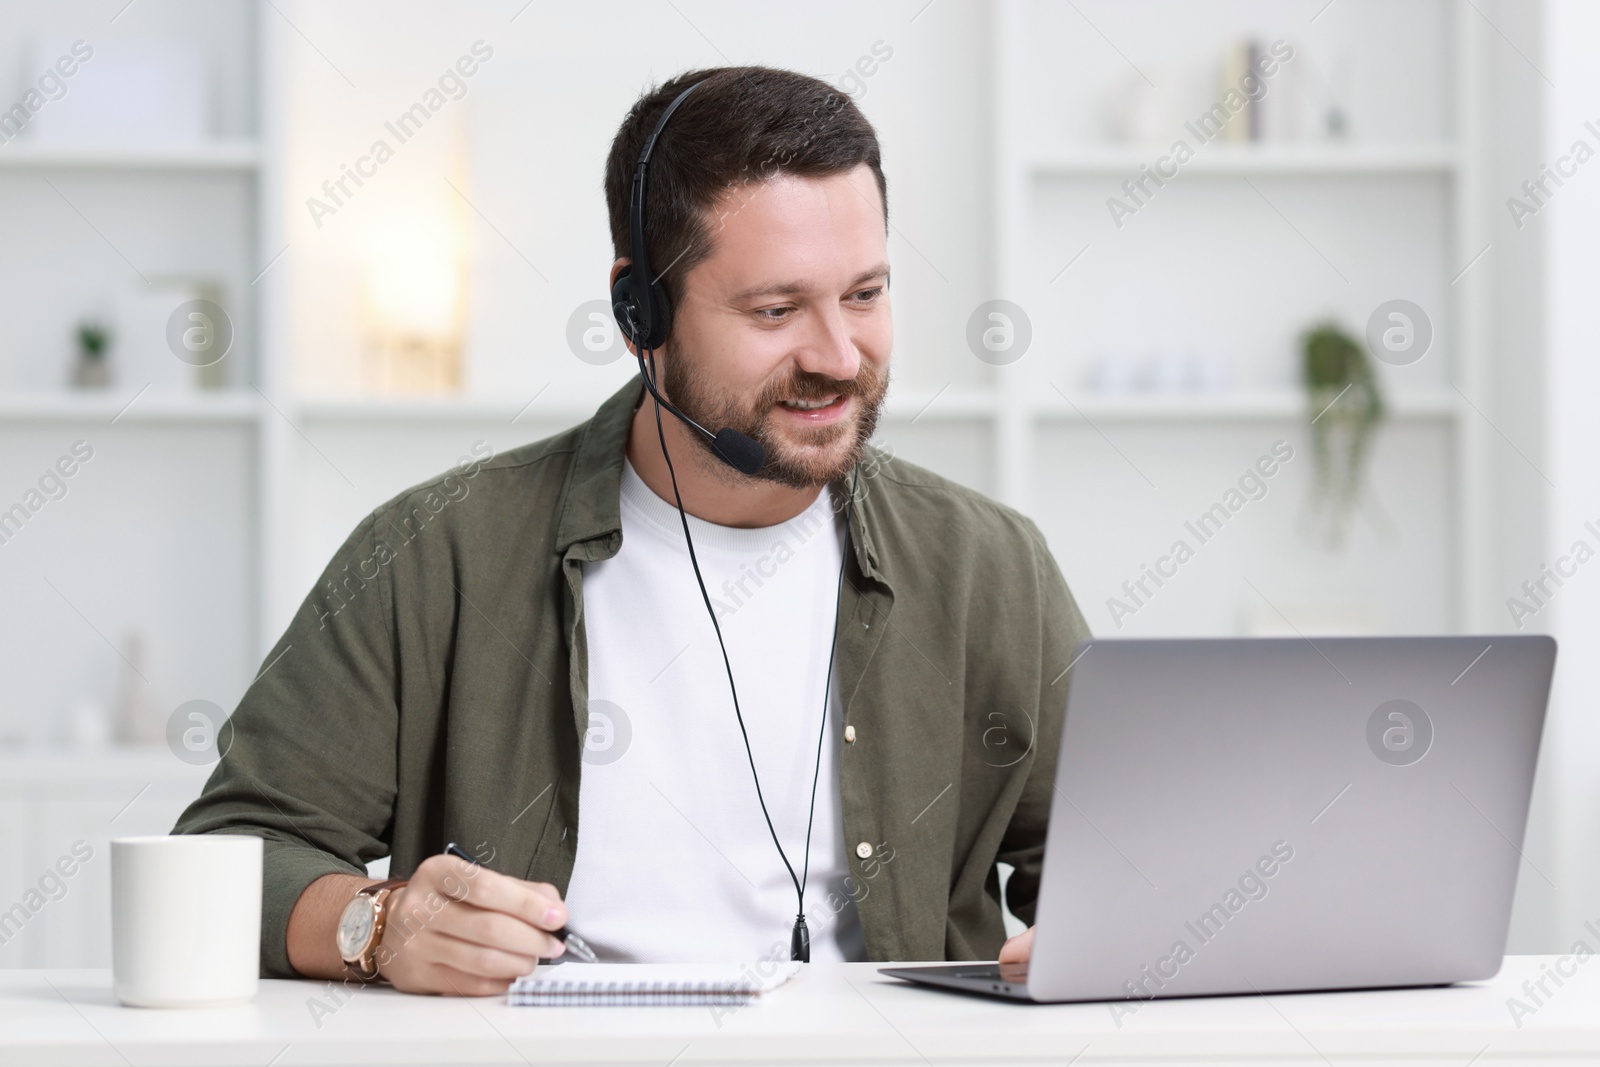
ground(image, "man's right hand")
xmin=375 ymin=854 xmax=569 ymax=995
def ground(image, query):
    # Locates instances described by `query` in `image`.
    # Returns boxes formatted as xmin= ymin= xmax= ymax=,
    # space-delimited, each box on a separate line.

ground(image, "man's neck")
xmin=625 ymin=397 xmax=823 ymax=528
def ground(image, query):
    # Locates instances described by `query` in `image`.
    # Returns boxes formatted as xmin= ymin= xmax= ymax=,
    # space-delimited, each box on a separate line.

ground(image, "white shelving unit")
xmin=0 ymin=141 xmax=261 ymax=172
xmin=0 ymin=390 xmax=261 ymax=423
xmin=291 ymin=386 xmax=1002 ymax=426
xmin=0 ymin=117 xmax=267 ymax=649
xmin=0 ymin=2 xmax=269 ymax=967
xmin=989 ymin=0 xmax=1491 ymax=633
xmin=1034 ymin=388 xmax=1463 ymax=421
xmin=1028 ymin=142 xmax=1461 ymax=176
xmin=0 ymin=11 xmax=263 ymax=691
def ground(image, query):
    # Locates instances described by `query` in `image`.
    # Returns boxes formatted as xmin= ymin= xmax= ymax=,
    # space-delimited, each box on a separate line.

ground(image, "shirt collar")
xmin=554 ymin=374 xmax=885 ymax=582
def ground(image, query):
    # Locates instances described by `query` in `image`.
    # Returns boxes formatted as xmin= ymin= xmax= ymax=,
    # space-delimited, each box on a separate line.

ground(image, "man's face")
xmin=655 ymin=163 xmax=892 ymax=489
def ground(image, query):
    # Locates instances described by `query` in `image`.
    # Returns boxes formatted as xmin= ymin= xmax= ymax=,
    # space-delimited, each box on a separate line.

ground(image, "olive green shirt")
xmin=173 ymin=378 xmax=1091 ymax=977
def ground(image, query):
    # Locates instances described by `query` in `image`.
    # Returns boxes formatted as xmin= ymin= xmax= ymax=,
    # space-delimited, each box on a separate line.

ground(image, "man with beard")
xmin=174 ymin=65 xmax=1089 ymax=995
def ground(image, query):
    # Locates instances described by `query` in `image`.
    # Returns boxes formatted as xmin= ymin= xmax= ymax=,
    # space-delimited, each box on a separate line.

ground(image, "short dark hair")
xmin=604 ymin=66 xmax=888 ymax=316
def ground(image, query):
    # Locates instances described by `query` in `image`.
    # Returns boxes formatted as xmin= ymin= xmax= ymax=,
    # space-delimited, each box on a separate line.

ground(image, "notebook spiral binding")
xmin=508 ymin=978 xmax=763 ymax=1007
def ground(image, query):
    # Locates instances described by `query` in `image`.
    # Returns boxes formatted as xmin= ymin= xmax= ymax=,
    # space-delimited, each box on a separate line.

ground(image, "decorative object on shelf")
xmin=113 ymin=279 xmax=229 ymax=392
xmin=1324 ymin=50 xmax=1353 ymax=139
xmin=1301 ymin=320 xmax=1383 ymax=549
xmin=72 ymin=320 xmax=112 ymax=387
xmin=1100 ymin=64 xmax=1190 ymax=144
xmin=1218 ymin=39 xmax=1257 ymax=143
xmin=1299 ymin=47 xmax=1353 ymax=141
xmin=28 ymin=38 xmax=206 ymax=146
xmin=1259 ymin=42 xmax=1304 ymax=143
xmin=112 ymin=279 xmax=211 ymax=391
xmin=361 ymin=203 xmax=468 ymax=395
xmin=1219 ymin=38 xmax=1308 ymax=145
xmin=1097 ymin=39 xmax=1304 ymax=148
xmin=111 ymin=629 xmax=165 ymax=745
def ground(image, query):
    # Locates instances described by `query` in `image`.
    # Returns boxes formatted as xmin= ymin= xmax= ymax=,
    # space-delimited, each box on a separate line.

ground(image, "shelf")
xmin=1028 ymin=142 xmax=1459 ymax=178
xmin=0 ymin=390 xmax=261 ymax=423
xmin=0 ymin=744 xmax=212 ymax=791
xmin=266 ymin=388 xmax=1464 ymax=427
xmin=0 ymin=140 xmax=260 ymax=172
xmin=0 ymin=388 xmax=1459 ymax=427
xmin=1037 ymin=389 xmax=1462 ymax=421
xmin=295 ymin=395 xmax=598 ymax=424
xmin=294 ymin=387 xmax=1003 ymax=424
xmin=883 ymin=387 xmax=999 ymax=420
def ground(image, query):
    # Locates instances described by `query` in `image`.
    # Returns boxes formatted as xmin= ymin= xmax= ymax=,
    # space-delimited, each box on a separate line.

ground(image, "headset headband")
xmin=626 ymin=80 xmax=705 ymax=344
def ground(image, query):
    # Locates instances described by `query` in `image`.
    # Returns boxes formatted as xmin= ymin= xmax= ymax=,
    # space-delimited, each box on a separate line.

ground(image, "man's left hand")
xmin=999 ymin=925 xmax=1034 ymax=963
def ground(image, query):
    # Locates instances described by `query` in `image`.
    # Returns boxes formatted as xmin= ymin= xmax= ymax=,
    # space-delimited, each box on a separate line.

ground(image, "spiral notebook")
xmin=508 ymin=962 xmax=801 ymax=1007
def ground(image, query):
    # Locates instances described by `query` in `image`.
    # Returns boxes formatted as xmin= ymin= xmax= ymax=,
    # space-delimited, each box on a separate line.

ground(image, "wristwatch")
xmin=336 ymin=878 xmax=409 ymax=980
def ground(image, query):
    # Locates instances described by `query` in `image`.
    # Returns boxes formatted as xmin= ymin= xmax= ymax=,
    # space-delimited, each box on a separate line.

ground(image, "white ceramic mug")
xmin=111 ymin=835 xmax=262 ymax=1008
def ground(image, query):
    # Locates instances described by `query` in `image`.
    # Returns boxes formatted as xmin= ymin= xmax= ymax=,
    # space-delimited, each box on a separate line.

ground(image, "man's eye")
xmin=851 ymin=288 xmax=884 ymax=304
xmin=757 ymin=307 xmax=793 ymax=321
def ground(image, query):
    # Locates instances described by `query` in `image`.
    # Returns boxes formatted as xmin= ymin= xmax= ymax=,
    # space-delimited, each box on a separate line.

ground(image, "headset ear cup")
xmin=611 ymin=266 xmax=642 ymax=347
xmin=610 ymin=266 xmax=673 ymax=350
xmin=644 ymin=278 xmax=672 ymax=349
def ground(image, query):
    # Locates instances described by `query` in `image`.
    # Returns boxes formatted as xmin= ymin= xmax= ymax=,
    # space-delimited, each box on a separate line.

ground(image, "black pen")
xmin=443 ymin=841 xmax=599 ymax=963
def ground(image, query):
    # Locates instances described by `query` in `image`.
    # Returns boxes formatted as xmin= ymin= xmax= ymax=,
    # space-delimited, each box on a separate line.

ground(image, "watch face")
xmin=337 ymin=895 xmax=375 ymax=960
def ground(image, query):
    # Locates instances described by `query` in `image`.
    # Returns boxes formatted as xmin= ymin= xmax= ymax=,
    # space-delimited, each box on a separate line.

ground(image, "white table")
xmin=3 ymin=956 xmax=1597 ymax=1065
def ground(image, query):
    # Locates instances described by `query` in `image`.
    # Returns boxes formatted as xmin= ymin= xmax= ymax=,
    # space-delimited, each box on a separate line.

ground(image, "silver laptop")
xmin=882 ymin=635 xmax=1557 ymax=1003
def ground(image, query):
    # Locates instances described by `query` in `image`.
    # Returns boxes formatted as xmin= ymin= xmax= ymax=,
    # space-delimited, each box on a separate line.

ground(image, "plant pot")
xmin=73 ymin=356 xmax=110 ymax=388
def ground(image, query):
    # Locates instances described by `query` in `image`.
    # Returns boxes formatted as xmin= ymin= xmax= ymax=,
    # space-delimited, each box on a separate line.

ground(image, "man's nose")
xmin=794 ymin=303 xmax=861 ymax=382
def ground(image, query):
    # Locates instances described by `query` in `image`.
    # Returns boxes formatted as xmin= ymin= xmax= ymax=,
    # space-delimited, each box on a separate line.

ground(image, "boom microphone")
xmin=710 ymin=427 xmax=766 ymax=477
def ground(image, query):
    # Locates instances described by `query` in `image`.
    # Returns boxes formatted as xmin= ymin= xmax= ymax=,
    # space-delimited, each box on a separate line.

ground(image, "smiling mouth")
xmin=777 ymin=395 xmax=842 ymax=411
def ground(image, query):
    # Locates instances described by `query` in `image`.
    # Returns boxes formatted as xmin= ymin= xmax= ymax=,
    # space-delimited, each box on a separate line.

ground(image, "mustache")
xmin=756 ymin=368 xmax=880 ymax=407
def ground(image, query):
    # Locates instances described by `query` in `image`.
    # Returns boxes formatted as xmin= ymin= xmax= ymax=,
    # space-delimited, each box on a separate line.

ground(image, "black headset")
xmin=610 ymin=80 xmax=766 ymax=476
xmin=606 ymin=77 xmax=860 ymax=963
xmin=609 ymin=85 xmax=686 ymax=352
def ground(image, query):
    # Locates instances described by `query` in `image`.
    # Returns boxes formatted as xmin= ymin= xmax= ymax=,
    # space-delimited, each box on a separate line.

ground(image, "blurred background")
xmin=2 ymin=0 xmax=1595 ymax=970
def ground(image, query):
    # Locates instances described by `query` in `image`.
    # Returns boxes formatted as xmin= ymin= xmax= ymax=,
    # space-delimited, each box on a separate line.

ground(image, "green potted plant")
xmin=73 ymin=320 xmax=112 ymax=388
xmin=1301 ymin=320 xmax=1383 ymax=548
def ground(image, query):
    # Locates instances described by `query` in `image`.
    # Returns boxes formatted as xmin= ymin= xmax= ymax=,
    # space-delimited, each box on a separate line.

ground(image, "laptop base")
xmin=878 ymin=963 xmax=1034 ymax=1002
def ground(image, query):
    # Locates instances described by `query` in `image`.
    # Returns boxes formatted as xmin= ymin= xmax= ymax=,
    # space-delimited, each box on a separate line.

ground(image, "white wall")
xmin=1542 ymin=0 xmax=1600 ymax=952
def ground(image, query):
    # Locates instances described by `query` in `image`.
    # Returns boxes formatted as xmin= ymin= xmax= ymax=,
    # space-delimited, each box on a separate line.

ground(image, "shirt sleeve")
xmin=995 ymin=516 xmax=1092 ymax=928
xmin=170 ymin=509 xmax=400 ymax=978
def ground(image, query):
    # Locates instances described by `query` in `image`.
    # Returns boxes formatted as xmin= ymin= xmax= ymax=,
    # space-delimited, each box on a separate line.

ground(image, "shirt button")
xmin=844 ymin=725 xmax=856 ymax=744
xmin=856 ymin=841 xmax=873 ymax=859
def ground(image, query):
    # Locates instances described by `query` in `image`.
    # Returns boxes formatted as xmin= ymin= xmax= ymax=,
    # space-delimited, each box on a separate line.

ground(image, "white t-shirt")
xmin=565 ymin=457 xmax=865 ymax=963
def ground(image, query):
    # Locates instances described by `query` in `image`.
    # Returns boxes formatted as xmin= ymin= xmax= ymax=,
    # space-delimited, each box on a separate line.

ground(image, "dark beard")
xmin=658 ymin=348 xmax=889 ymax=489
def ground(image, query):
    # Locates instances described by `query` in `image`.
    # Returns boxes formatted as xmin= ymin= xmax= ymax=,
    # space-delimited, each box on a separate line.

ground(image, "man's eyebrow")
xmin=729 ymin=262 xmax=890 ymax=303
